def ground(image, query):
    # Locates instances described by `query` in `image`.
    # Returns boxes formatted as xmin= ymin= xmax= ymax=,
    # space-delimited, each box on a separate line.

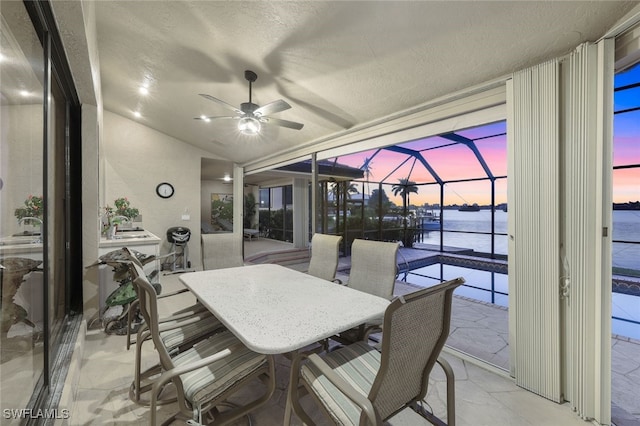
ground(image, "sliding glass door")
xmin=0 ymin=1 xmax=46 ymax=412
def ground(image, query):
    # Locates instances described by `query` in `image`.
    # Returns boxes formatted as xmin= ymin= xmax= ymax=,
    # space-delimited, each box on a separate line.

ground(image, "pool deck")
xmin=244 ymin=239 xmax=640 ymax=424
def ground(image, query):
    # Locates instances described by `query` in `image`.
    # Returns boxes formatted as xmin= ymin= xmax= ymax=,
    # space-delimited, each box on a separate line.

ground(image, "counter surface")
xmin=99 ymin=231 xmax=161 ymax=249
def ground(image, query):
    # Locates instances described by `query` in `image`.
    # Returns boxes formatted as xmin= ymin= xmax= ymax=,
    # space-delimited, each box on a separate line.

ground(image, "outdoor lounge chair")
xmin=201 ymin=233 xmax=244 ymax=270
xmin=307 ymin=233 xmax=343 ymax=283
xmin=127 ymin=254 xmax=276 ymax=425
xmin=290 ymin=277 xmax=464 ymax=426
xmin=333 ymin=239 xmax=399 ymax=344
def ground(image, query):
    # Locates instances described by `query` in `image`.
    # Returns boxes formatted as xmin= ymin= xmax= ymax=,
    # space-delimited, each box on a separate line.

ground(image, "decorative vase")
xmin=106 ymin=225 xmax=117 ymax=240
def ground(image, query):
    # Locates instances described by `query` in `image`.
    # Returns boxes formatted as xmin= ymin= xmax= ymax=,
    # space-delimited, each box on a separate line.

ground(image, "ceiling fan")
xmin=196 ymin=70 xmax=304 ymax=135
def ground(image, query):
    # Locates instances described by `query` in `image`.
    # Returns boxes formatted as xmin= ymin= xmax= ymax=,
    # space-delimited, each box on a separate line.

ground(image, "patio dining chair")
xmin=123 ymin=249 xmax=225 ymax=405
xmin=333 ymin=239 xmax=399 ymax=345
xmin=201 ymin=233 xmax=244 ymax=270
xmin=126 ymin=251 xmax=206 ymax=351
xmin=290 ymin=277 xmax=465 ymax=426
xmin=307 ymin=233 xmax=343 ymax=283
xmin=127 ymin=253 xmax=276 ymax=425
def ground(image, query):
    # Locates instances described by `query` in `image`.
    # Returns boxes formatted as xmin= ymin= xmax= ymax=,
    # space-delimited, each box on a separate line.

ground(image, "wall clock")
xmin=156 ymin=182 xmax=174 ymax=199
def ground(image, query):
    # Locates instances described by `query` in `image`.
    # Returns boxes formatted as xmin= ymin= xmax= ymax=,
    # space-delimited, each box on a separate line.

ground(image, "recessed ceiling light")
xmin=223 ymin=175 xmax=231 ymax=182
xmin=20 ymin=90 xmax=29 ymax=97
xmin=133 ymin=111 xmax=142 ymax=118
xmin=139 ymin=86 xmax=149 ymax=95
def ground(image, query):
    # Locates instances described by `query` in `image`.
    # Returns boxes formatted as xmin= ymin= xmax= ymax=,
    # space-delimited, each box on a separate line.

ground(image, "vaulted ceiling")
xmin=53 ymin=1 xmax=637 ymax=167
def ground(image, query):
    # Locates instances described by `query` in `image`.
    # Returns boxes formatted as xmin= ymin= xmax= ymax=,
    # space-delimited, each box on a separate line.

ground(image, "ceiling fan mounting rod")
xmin=245 ymin=70 xmax=257 ymax=105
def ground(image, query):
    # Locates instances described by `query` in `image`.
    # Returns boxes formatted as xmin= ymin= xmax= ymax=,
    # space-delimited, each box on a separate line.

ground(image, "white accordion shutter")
xmin=562 ymin=41 xmax=613 ymax=424
xmin=507 ymin=59 xmax=562 ymax=402
xmin=508 ymin=41 xmax=614 ymax=424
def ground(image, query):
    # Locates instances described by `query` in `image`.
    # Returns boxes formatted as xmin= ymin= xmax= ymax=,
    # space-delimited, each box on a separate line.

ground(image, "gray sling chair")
xmin=126 ymin=252 xmax=276 ymax=426
xmin=307 ymin=233 xmax=343 ymax=283
xmin=332 ymin=239 xmax=399 ymax=345
xmin=290 ymin=277 xmax=465 ymax=426
xmin=201 ymin=233 xmax=244 ymax=270
xmin=124 ymin=250 xmax=225 ymax=405
xmin=126 ymin=252 xmax=207 ymax=351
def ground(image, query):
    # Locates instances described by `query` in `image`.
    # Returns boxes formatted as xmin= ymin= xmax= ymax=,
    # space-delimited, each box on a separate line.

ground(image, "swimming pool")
xmin=400 ymin=258 xmax=640 ymax=340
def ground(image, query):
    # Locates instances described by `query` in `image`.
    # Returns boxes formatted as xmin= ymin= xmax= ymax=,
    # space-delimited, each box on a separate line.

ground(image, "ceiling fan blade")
xmin=194 ymin=115 xmax=239 ymax=121
xmin=198 ymin=94 xmax=244 ymax=115
xmin=253 ymin=99 xmax=291 ymax=117
xmin=261 ymin=116 xmax=304 ymax=130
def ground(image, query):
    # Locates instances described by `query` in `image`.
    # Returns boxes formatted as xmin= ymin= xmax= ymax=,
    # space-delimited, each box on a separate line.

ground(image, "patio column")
xmin=292 ymin=177 xmax=309 ymax=248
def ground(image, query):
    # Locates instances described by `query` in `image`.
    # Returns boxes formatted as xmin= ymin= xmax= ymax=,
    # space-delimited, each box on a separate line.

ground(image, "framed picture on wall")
xmin=211 ymin=193 xmax=233 ymax=231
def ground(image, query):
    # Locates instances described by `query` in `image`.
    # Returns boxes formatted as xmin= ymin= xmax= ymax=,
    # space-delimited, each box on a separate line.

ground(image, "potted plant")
xmin=244 ymin=193 xmax=257 ymax=229
xmin=14 ymin=195 xmax=44 ymax=233
xmin=103 ymin=197 xmax=140 ymax=238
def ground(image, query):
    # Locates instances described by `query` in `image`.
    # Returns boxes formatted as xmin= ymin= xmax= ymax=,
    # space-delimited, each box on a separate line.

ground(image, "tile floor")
xmin=69 ymin=271 xmax=594 ymax=426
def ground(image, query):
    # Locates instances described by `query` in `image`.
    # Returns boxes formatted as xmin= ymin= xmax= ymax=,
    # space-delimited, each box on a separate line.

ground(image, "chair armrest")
xmin=157 ymin=288 xmax=189 ymax=299
xmin=306 ymin=353 xmax=380 ymax=425
xmin=362 ymin=324 xmax=382 ymax=341
xmin=167 ymin=340 xmax=245 ymax=379
xmin=156 ymin=311 xmax=213 ymax=333
xmin=149 ymin=340 xmax=246 ymax=424
xmin=158 ymin=307 xmax=205 ymax=323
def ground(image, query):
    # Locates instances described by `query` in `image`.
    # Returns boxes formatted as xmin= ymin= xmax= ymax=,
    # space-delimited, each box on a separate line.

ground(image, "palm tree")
xmin=360 ymin=157 xmax=374 ymax=196
xmin=391 ymin=178 xmax=418 ymax=219
xmin=330 ymin=180 xmax=359 ymax=204
xmin=392 ymin=178 xmax=418 ymax=246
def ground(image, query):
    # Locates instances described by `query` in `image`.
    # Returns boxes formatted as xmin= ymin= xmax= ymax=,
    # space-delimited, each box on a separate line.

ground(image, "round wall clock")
xmin=156 ymin=182 xmax=174 ymax=198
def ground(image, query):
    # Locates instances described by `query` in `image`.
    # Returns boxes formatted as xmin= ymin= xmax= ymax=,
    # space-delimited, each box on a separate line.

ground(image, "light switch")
xmin=181 ymin=214 xmax=190 ymax=221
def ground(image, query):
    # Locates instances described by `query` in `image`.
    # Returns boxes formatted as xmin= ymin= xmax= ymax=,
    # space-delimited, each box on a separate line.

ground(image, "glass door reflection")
xmin=0 ymin=2 xmax=46 ymax=412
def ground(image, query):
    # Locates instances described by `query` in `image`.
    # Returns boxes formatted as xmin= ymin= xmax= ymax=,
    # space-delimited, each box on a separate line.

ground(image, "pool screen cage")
xmin=311 ymin=121 xmax=508 ymax=259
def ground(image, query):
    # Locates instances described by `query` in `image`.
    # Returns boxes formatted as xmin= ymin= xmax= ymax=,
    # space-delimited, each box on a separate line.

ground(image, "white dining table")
xmin=179 ymin=263 xmax=390 ymax=424
xmin=179 ymin=263 xmax=389 ymax=353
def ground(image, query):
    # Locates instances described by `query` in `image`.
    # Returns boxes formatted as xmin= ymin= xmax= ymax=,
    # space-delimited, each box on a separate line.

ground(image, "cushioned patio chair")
xmin=126 ymin=251 xmax=205 ymax=351
xmin=290 ymin=277 xmax=464 ymax=426
xmin=333 ymin=239 xmax=399 ymax=344
xmin=127 ymin=254 xmax=276 ymax=425
xmin=201 ymin=233 xmax=244 ymax=270
xmin=307 ymin=233 xmax=343 ymax=283
xmin=123 ymin=249 xmax=225 ymax=405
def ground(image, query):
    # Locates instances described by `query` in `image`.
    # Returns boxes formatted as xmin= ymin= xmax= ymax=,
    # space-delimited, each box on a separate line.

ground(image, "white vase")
xmin=106 ymin=225 xmax=117 ymax=240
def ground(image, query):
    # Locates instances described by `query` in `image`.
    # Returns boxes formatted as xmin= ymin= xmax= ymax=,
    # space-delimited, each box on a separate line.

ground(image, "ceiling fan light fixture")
xmin=238 ymin=116 xmax=261 ymax=135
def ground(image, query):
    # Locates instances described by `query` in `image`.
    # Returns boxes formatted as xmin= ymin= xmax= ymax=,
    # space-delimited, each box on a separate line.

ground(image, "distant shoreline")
xmin=419 ymin=203 xmax=639 ymax=211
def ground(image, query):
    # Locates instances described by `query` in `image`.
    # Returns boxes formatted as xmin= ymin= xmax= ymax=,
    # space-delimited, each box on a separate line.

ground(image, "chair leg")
xmin=132 ymin=325 xmax=149 ymax=402
xmin=130 ymin=326 xmax=176 ymax=406
xmin=436 ymin=355 xmax=455 ymax=426
xmin=127 ymin=300 xmax=134 ymax=350
xmin=287 ymin=352 xmax=315 ymax=426
xmin=212 ymin=357 xmax=276 ymax=425
xmin=410 ymin=356 xmax=455 ymax=426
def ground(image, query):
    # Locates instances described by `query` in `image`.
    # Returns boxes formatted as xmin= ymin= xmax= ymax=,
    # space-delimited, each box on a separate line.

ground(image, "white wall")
xmin=102 ymin=110 xmax=223 ymax=270
xmin=0 ymin=104 xmax=44 ymax=236
xmin=81 ymin=104 xmax=100 ymax=319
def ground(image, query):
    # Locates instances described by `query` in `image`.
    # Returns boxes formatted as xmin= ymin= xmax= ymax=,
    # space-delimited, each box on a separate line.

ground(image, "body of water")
xmin=419 ymin=209 xmax=640 ymax=271
xmin=412 ymin=209 xmax=640 ymax=339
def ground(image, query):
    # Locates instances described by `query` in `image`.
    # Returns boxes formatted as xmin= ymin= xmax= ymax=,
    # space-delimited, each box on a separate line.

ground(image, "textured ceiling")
xmin=54 ymin=1 xmax=637 ymax=169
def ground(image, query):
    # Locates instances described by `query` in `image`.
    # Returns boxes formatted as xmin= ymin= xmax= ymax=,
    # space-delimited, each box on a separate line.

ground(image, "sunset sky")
xmin=333 ymin=63 xmax=639 ymax=206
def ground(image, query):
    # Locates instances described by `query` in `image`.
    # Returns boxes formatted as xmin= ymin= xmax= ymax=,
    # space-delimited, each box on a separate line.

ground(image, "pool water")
xmin=402 ymin=262 xmax=640 ymax=340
